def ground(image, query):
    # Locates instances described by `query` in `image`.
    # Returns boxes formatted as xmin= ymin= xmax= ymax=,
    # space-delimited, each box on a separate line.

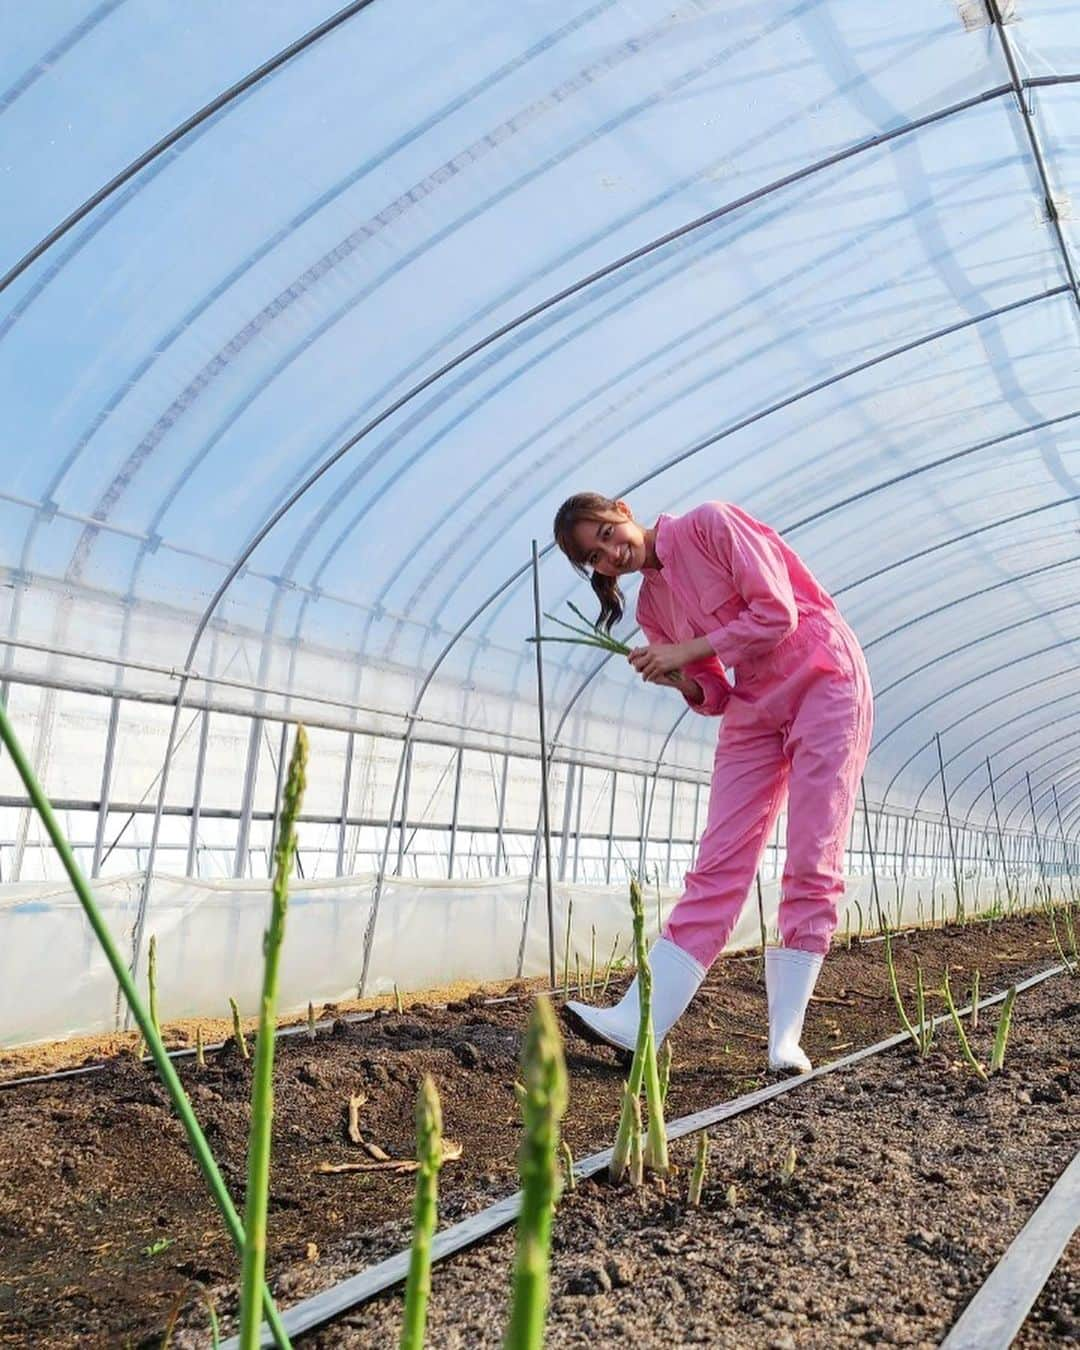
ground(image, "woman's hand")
xmin=628 ymin=641 xmax=694 ymax=685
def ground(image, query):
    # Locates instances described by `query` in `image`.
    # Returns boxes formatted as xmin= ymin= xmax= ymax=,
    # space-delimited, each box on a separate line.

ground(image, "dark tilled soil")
xmin=317 ymin=976 xmax=1080 ymax=1349
xmin=0 ymin=915 xmax=1073 ymax=1348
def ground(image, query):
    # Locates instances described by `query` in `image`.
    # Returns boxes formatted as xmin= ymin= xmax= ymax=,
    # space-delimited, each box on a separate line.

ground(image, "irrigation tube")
xmin=939 ymin=1149 xmax=1080 ymax=1350
xmin=231 ymin=962 xmax=1067 ymax=1348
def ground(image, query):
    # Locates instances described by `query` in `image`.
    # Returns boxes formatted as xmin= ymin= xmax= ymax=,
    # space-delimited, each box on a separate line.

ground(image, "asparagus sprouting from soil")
xmin=989 ymin=986 xmax=1017 ymax=1074
xmin=610 ymin=879 xmax=668 ymax=1180
xmin=599 ymin=935 xmax=620 ymax=996
xmin=779 ymin=1144 xmax=797 ymax=1186
xmin=394 ymin=983 xmax=404 ymax=1014
xmin=658 ymin=1039 xmax=672 ymax=1106
xmin=148 ymin=934 xmax=162 ymax=1044
xmin=883 ymin=927 xmax=920 ymax=1050
xmin=688 ymin=1131 xmax=708 ymax=1206
xmin=229 ymin=998 xmax=249 ymax=1060
xmin=400 ymin=1074 xmax=443 ymax=1350
xmin=562 ymin=899 xmax=573 ymax=999
xmin=589 ymin=925 xmax=597 ymax=999
xmin=940 ymin=966 xmax=987 ymax=1081
xmin=195 ymin=1024 xmax=205 ymax=1069
xmin=504 ymin=996 xmax=568 ymax=1350
xmin=560 ymin=1139 xmax=575 ymax=1192
xmin=307 ymin=1002 xmax=316 ymax=1040
xmin=237 ymin=725 xmax=308 ymax=1350
xmin=914 ymin=956 xmax=933 ymax=1056
xmin=627 ymin=1089 xmax=644 ymax=1189
xmin=0 ymin=691 xmax=292 ymax=1345
xmin=970 ymin=970 xmax=981 ymax=1031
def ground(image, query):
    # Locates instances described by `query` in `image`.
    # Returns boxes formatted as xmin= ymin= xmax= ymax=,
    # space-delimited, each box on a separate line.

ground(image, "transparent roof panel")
xmin=1 ymin=0 xmax=1079 ymax=826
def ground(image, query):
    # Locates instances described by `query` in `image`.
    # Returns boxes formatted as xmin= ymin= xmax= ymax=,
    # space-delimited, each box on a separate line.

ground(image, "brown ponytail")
xmin=552 ymin=492 xmax=627 ymax=634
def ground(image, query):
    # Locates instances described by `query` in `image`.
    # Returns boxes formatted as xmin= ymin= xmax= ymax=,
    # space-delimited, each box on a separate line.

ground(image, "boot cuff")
xmin=654 ymin=936 xmax=707 ymax=980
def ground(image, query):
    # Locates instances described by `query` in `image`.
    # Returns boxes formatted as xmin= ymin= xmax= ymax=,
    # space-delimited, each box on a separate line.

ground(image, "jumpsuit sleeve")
xmin=697 ymin=502 xmax=798 ymax=666
xmin=638 ymin=589 xmax=732 ymax=718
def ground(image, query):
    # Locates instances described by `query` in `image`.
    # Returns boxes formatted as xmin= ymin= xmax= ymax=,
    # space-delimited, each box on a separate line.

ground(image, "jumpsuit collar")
xmin=648 ymin=513 xmax=674 ymax=573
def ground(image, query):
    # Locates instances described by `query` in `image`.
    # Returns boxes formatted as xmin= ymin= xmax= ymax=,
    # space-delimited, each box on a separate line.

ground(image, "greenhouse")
xmin=0 ymin=2 xmax=1077 ymax=1347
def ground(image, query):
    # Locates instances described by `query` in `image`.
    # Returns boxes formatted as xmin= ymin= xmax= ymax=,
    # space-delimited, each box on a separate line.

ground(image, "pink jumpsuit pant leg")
xmin=663 ymin=717 xmax=788 ymax=968
xmin=778 ymin=645 xmax=873 ymax=955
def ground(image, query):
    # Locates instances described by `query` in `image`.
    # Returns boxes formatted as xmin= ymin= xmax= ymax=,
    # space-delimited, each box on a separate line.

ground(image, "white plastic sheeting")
xmin=2 ymin=2 xmax=1080 ymax=1042
xmin=0 ymin=867 xmax=1047 ymax=1047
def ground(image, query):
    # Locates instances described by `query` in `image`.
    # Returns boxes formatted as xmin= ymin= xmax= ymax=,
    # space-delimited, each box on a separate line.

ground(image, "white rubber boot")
xmin=766 ymin=946 xmax=824 ymax=1073
xmin=566 ymin=937 xmax=706 ymax=1052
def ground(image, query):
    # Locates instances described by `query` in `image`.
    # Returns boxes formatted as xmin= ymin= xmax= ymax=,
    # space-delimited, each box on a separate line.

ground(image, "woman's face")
xmin=570 ymin=502 xmax=646 ymax=577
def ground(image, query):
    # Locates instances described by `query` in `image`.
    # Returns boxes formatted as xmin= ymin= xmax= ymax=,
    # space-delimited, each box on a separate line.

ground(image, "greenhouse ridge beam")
xmin=0 ymin=0 xmax=379 ymax=296
xmin=987 ymin=0 xmax=1080 ymax=316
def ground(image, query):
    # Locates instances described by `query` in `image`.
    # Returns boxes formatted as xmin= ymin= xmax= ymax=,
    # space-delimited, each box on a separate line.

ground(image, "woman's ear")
xmin=613 ymin=498 xmax=632 ymax=518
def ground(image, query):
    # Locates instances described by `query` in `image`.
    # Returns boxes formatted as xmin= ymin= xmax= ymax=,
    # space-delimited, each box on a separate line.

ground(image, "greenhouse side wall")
xmin=0 ymin=867 xmax=1052 ymax=1047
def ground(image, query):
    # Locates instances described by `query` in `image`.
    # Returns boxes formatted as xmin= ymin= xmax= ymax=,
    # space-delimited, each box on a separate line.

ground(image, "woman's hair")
xmin=552 ymin=492 xmax=627 ymax=633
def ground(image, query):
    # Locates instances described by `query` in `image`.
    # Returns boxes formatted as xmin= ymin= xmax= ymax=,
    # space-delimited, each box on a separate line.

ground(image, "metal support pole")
xmin=336 ymin=732 xmax=355 ymax=878
xmin=185 ymin=708 xmax=211 ymax=877
xmin=1052 ymin=784 xmax=1079 ymax=907
xmin=266 ymin=720 xmax=289 ymax=874
xmin=605 ymin=769 xmax=617 ymax=884
xmin=556 ymin=758 xmax=577 ymax=882
xmin=935 ymin=732 xmax=963 ymax=920
xmin=665 ymin=776 xmax=677 ymax=886
xmin=859 ymin=778 xmax=885 ymax=931
xmin=637 ymin=773 xmax=651 ymax=878
xmin=1026 ymin=772 xmax=1051 ymax=902
xmin=447 ymin=746 xmax=465 ymax=878
xmin=232 ymin=718 xmax=261 ymax=879
xmin=530 ymin=540 xmax=557 ymax=988
xmin=395 ymin=737 xmax=414 ymax=873
xmin=493 ymin=750 xmax=509 ymax=875
xmin=91 ymin=698 xmax=121 ymax=877
xmin=572 ymin=761 xmax=585 ymax=883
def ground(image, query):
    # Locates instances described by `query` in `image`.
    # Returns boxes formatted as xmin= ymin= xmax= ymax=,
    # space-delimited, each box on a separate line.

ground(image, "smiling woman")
xmin=552 ymin=493 xmax=874 ymax=1075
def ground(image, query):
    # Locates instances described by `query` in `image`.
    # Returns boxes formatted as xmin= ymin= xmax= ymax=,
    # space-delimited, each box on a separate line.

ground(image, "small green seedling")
xmin=940 ymin=967 xmax=987 ymax=1081
xmin=504 ymin=996 xmax=568 ymax=1350
xmin=142 ymin=1235 xmax=175 ymax=1258
xmin=688 ymin=1131 xmax=708 ymax=1207
xmin=627 ymin=1089 xmax=644 ymax=1189
xmin=659 ymin=1039 xmax=673 ymax=1106
xmin=560 ymin=1139 xmax=576 ymax=1192
xmin=561 ymin=899 xmax=573 ymax=999
xmin=989 ymin=986 xmax=1017 ymax=1074
xmin=598 ymin=935 xmax=620 ymax=996
xmin=229 ymin=997 xmax=249 ymax=1061
xmin=400 ymin=1074 xmax=443 ymax=1350
xmin=148 ymin=934 xmax=162 ymax=1043
xmin=610 ymin=879 xmax=668 ymax=1181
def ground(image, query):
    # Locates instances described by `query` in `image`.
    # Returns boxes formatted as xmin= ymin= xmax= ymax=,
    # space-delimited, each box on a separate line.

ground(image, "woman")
xmin=553 ymin=494 xmax=873 ymax=1072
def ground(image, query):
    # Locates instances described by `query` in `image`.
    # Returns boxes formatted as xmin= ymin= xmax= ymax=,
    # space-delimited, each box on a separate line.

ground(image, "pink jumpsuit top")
xmin=635 ymin=501 xmax=873 ymax=961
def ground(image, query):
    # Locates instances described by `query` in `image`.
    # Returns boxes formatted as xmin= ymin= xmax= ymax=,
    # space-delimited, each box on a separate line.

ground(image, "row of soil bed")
xmin=0 ymin=913 xmax=1073 ymax=1347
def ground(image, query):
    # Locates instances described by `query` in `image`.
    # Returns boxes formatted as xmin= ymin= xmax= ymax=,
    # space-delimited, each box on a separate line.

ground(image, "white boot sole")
xmin=564 ymin=1000 xmax=636 ymax=1052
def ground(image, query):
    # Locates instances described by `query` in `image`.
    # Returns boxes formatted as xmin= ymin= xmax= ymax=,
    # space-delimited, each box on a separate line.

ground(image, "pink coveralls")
xmin=637 ymin=502 xmax=873 ymax=963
